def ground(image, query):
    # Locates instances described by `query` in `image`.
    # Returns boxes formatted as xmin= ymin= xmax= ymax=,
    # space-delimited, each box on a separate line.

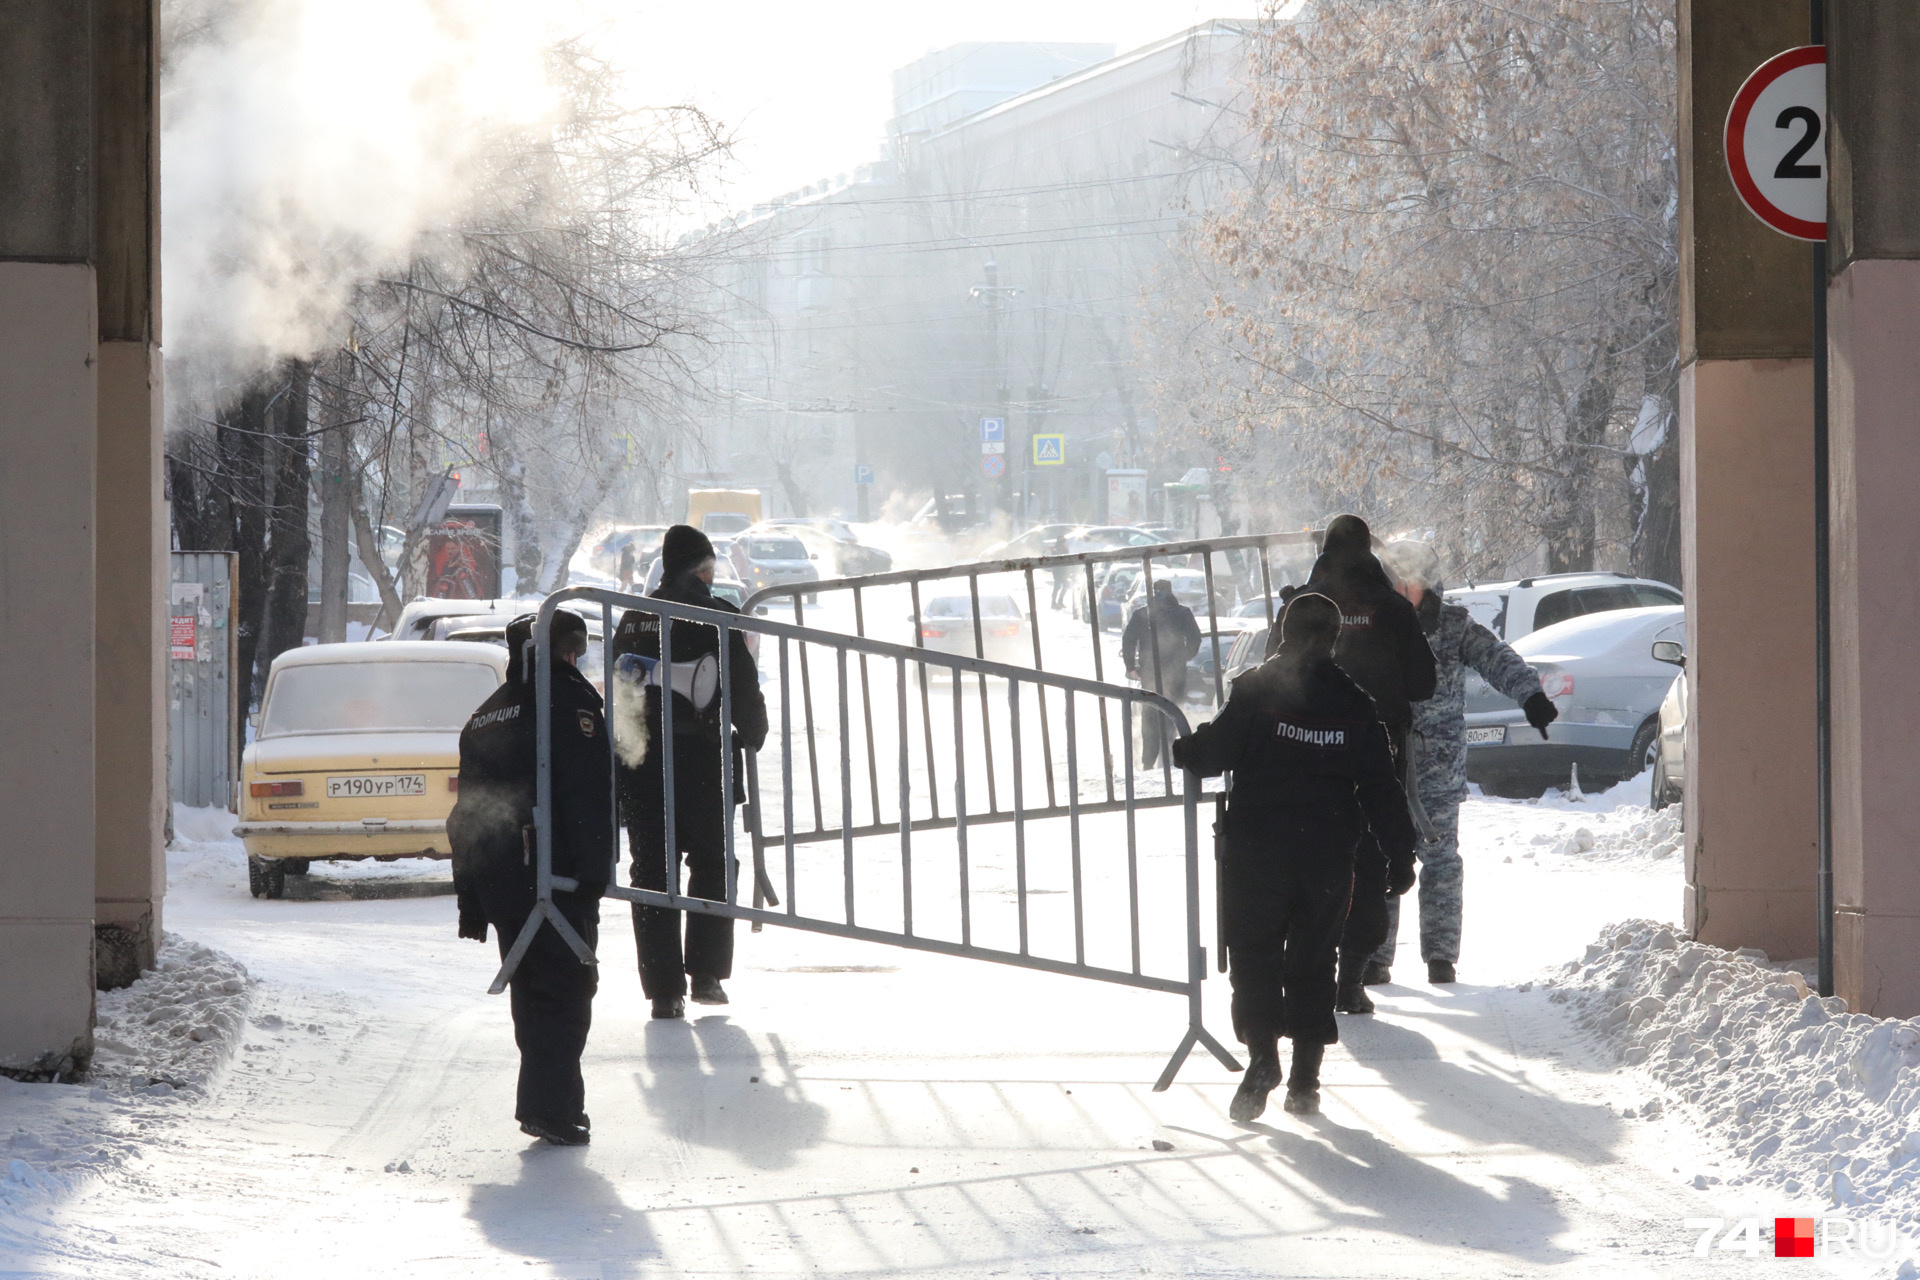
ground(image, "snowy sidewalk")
xmin=0 ymin=791 xmax=1772 ymax=1278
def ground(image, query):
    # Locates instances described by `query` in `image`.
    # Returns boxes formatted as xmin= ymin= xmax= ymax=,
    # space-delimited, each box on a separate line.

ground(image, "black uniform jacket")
xmin=449 ymin=660 xmax=614 ymax=920
xmin=1300 ymin=551 xmax=1436 ymax=729
xmin=611 ymin=575 xmax=769 ymax=799
xmin=1174 ymin=650 xmax=1417 ymax=872
xmin=1121 ymin=593 xmax=1203 ymax=692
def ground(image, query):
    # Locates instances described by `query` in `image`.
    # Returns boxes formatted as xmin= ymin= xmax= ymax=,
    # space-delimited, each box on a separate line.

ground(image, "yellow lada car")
xmin=234 ymin=641 xmax=506 ymax=898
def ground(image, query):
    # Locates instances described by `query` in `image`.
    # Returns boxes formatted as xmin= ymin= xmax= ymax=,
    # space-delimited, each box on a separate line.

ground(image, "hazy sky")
xmin=594 ymin=2 xmax=1257 ymax=214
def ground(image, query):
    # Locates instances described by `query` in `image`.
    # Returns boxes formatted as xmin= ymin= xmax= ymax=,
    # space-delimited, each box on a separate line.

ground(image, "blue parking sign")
xmin=980 ymin=417 xmax=1004 ymax=443
xmin=854 ymin=464 xmax=874 ymax=485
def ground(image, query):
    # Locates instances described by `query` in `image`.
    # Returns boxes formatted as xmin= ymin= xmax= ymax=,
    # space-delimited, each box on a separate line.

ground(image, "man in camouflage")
xmin=1370 ymin=542 xmax=1557 ymax=984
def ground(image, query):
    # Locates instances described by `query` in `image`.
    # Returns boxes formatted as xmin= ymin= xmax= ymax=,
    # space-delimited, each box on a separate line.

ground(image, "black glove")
xmin=1522 ymin=691 xmax=1559 ymax=740
xmin=457 ymin=894 xmax=489 ymax=943
xmin=1388 ymin=860 xmax=1417 ymax=897
xmin=1169 ymin=736 xmax=1191 ymax=771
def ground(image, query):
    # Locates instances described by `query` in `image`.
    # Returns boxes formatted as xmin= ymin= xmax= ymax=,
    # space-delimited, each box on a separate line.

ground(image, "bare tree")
xmin=1157 ymin=0 xmax=1679 ymax=581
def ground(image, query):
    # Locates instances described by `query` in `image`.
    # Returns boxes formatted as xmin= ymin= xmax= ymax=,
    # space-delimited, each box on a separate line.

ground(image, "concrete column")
xmin=1825 ymin=4 xmax=1920 ymax=1016
xmin=1677 ymin=0 xmax=1819 ymax=959
xmin=92 ymin=0 xmax=166 ymax=989
xmin=0 ymin=5 xmax=98 ymax=1077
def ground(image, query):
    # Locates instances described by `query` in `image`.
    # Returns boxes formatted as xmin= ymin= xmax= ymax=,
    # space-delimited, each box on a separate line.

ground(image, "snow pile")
xmin=90 ymin=933 xmax=253 ymax=1096
xmin=1 ymin=935 xmax=250 ymax=1216
xmin=168 ymin=802 xmax=249 ymax=895
xmin=1481 ymin=798 xmax=1681 ymax=866
xmin=1549 ymin=919 xmax=1920 ymax=1219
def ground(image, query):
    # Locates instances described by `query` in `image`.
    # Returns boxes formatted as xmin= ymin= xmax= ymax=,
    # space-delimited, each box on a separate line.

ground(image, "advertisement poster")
xmin=425 ymin=506 xmax=503 ymax=599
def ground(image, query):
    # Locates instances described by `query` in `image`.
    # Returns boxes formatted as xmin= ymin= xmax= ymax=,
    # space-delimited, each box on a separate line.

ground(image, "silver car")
xmin=1463 ymin=605 xmax=1685 ymax=795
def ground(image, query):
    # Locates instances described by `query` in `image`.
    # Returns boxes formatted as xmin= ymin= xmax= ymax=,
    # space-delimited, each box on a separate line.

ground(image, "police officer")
xmin=450 ymin=608 xmax=612 ymax=1147
xmin=1368 ymin=541 xmax=1556 ymax=985
xmin=1122 ymin=579 xmax=1203 ymax=768
xmin=1296 ymin=514 xmax=1436 ymax=1014
xmin=613 ymin=525 xmax=768 ymax=1020
xmin=1173 ymin=593 xmax=1416 ymax=1120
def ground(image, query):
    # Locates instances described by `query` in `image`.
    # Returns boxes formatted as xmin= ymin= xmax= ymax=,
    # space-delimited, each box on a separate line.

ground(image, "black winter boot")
xmin=1228 ymin=1036 xmax=1282 ymax=1123
xmin=1361 ymin=960 xmax=1392 ymax=986
xmin=1283 ymin=1041 xmax=1325 ymax=1115
xmin=1334 ymin=977 xmax=1375 ymax=1014
xmin=1427 ymin=960 xmax=1456 ymax=984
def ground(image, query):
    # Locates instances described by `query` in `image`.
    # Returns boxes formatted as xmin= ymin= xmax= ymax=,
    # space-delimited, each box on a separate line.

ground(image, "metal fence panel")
xmin=497 ymin=587 xmax=1244 ymax=1092
xmin=168 ymin=551 xmax=239 ymax=810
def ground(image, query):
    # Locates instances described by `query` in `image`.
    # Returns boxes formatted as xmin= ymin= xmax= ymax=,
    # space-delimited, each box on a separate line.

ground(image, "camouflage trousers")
xmin=1371 ymin=791 xmax=1463 ymax=967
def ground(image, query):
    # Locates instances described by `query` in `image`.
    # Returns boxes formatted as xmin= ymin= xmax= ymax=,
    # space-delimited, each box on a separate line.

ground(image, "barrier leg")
xmin=487 ymin=911 xmax=546 ymax=996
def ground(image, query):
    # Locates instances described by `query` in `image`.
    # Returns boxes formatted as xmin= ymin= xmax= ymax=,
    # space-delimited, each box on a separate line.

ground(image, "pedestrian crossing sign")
xmin=1032 ymin=434 xmax=1065 ymax=466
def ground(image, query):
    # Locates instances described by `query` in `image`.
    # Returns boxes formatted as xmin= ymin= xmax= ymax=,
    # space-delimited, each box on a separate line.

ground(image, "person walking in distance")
xmin=1297 ymin=515 xmax=1436 ymax=1015
xmin=1172 ymin=593 xmax=1416 ymax=1119
xmin=1122 ymin=578 xmax=1203 ymax=768
xmin=449 ymin=609 xmax=611 ymax=1147
xmin=1365 ymin=541 xmax=1556 ymax=986
xmin=612 ymin=525 xmax=768 ymax=1020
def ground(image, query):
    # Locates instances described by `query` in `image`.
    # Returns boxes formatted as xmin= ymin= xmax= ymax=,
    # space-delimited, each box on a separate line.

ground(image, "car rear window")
xmin=261 ymin=661 xmax=500 ymax=736
xmin=1532 ymin=584 xmax=1678 ymax=631
xmin=744 ymin=538 xmax=807 ymax=559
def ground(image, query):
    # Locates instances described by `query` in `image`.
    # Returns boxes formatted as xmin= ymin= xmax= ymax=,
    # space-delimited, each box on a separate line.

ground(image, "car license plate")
xmin=1464 ymin=726 xmax=1506 ymax=746
xmin=327 ymin=773 xmax=426 ymax=799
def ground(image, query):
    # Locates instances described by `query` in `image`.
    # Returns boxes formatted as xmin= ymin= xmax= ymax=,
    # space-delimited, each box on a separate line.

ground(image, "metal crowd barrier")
xmin=492 ymin=585 xmax=1244 ymax=1091
xmin=740 ymin=532 xmax=1321 ymax=819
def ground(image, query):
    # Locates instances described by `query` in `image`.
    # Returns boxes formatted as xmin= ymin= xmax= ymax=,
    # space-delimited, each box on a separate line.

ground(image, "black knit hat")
xmin=505 ymin=609 xmax=588 ymax=681
xmin=659 ymin=524 xmax=716 ymax=584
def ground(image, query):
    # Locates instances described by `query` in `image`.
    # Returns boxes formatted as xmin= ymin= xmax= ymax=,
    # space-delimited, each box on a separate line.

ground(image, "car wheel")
xmin=1628 ymin=716 xmax=1660 ymax=783
xmin=251 ymin=856 xmax=288 ymax=900
xmin=1650 ymin=752 xmax=1671 ymax=811
xmin=285 ymin=859 xmax=311 ymax=877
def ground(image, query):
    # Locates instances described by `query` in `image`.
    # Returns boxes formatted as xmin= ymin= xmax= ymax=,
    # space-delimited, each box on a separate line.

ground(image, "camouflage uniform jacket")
xmin=1413 ymin=603 xmax=1543 ymax=802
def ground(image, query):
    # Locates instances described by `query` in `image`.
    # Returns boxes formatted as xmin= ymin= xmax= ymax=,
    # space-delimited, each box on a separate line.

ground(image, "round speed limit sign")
xmin=1725 ymin=45 xmax=1827 ymax=241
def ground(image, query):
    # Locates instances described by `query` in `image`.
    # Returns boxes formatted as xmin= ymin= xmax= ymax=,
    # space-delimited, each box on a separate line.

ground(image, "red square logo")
xmin=1775 ymin=1217 xmax=1816 ymax=1258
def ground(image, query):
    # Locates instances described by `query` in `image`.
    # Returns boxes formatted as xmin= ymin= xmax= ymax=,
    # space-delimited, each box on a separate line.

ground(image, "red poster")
xmin=170 ymin=614 xmax=197 ymax=660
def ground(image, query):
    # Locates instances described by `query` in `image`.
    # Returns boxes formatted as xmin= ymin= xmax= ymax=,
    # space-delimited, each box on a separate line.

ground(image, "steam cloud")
xmin=609 ymin=665 xmax=651 ymax=769
xmin=160 ymin=0 xmax=567 ymax=377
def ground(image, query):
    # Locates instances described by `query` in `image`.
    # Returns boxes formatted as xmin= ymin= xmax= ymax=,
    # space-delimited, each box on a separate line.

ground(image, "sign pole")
xmin=1810 ymin=8 xmax=1833 ymax=1000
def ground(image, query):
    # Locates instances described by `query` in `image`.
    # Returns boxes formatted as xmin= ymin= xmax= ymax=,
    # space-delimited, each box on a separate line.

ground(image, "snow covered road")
xmin=1 ymin=791 xmax=1763 ymax=1278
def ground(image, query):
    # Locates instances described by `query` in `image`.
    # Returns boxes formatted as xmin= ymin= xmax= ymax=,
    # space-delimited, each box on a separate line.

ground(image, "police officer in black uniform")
xmin=613 ymin=525 xmax=768 ymax=1020
xmin=450 ymin=608 xmax=612 ymax=1146
xmin=1173 ymin=593 xmax=1416 ymax=1120
xmin=1295 ymin=514 xmax=1436 ymax=1015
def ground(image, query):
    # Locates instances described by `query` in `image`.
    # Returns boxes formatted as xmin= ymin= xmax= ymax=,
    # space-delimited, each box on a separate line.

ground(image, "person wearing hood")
xmin=1294 ymin=514 xmax=1436 ymax=1015
xmin=1122 ymin=578 xmax=1204 ymax=768
xmin=613 ymin=524 xmax=769 ymax=1020
xmin=449 ymin=608 xmax=612 ymax=1147
xmin=1369 ymin=540 xmax=1556 ymax=986
xmin=1172 ymin=593 xmax=1416 ymax=1120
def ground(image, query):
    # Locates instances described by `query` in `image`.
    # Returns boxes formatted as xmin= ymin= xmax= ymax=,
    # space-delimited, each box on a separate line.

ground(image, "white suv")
xmin=1445 ymin=573 xmax=1680 ymax=642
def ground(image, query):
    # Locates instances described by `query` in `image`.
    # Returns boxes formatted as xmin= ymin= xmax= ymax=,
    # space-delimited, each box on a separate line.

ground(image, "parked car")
xmin=1184 ymin=615 xmax=1268 ymax=706
xmin=913 ymin=592 xmax=1031 ymax=665
xmin=389 ymin=596 xmax=537 ymax=642
xmin=978 ymin=524 xmax=1078 ymax=561
xmin=1071 ymin=563 xmax=1141 ymax=630
xmin=1463 ymin=605 xmax=1686 ymax=795
xmin=441 ymin=613 xmax=608 ymax=694
xmin=751 ymin=521 xmax=892 ymax=576
xmin=233 ymin=641 xmax=507 ymax=898
xmin=730 ymin=533 xmax=822 ymax=596
xmin=1446 ymin=572 xmax=1680 ymax=642
xmin=1650 ymin=636 xmax=1687 ymax=809
xmin=1120 ymin=569 xmax=1227 ymax=629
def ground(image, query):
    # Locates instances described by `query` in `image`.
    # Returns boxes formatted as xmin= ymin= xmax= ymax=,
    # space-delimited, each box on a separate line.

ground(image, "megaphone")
xmin=615 ymin=651 xmax=720 ymax=713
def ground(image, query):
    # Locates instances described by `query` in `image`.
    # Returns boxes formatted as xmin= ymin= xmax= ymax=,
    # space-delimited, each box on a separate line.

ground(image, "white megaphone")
xmin=615 ymin=651 xmax=720 ymax=713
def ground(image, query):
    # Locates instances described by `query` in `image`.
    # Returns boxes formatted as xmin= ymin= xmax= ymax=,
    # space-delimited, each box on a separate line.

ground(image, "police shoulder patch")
xmin=577 ymin=710 xmax=597 ymax=738
xmin=1274 ymin=717 xmax=1348 ymax=748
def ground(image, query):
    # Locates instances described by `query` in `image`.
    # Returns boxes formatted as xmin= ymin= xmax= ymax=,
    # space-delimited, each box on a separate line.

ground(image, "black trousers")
xmin=483 ymin=882 xmax=600 ymax=1126
xmin=1337 ymin=722 xmax=1409 ymax=981
xmin=625 ymin=739 xmax=736 ymax=1001
xmin=1222 ymin=810 xmax=1360 ymax=1048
